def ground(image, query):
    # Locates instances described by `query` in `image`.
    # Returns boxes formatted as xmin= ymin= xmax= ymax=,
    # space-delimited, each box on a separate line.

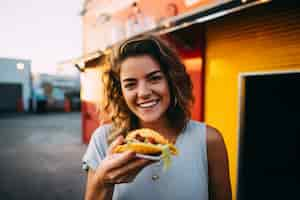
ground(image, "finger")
xmin=106 ymin=150 xmax=136 ymax=170
xmin=107 ymin=135 xmax=124 ymax=155
xmin=108 ymin=163 xmax=141 ymax=184
xmin=115 ymin=170 xmax=139 ymax=184
xmin=112 ymin=159 xmax=153 ymax=184
xmin=110 ymin=158 xmax=152 ymax=180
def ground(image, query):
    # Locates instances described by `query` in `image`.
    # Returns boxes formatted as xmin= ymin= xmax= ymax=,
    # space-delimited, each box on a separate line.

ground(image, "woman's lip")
xmin=137 ymin=100 xmax=159 ymax=108
xmin=137 ymin=99 xmax=159 ymax=106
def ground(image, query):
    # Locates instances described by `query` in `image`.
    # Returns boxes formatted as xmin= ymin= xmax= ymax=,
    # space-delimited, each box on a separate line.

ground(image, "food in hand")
xmin=113 ymin=128 xmax=179 ymax=170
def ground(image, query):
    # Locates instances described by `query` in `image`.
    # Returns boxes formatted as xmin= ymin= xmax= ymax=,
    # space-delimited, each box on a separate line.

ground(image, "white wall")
xmin=0 ymin=57 xmax=32 ymax=111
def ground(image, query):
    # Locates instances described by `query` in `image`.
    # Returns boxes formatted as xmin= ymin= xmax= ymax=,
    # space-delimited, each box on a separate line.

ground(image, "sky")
xmin=0 ymin=0 xmax=83 ymax=75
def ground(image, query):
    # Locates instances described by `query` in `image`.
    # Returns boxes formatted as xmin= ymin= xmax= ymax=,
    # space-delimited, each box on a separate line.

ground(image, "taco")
xmin=113 ymin=128 xmax=179 ymax=170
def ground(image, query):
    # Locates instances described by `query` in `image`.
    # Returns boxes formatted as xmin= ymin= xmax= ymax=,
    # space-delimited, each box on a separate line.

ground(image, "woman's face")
xmin=120 ymin=55 xmax=171 ymax=125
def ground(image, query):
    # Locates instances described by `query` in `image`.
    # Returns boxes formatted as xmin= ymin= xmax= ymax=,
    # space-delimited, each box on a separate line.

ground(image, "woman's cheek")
xmin=124 ymin=92 xmax=136 ymax=106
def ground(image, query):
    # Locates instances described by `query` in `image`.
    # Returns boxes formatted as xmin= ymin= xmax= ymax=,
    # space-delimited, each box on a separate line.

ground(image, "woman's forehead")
xmin=120 ymin=55 xmax=161 ymax=79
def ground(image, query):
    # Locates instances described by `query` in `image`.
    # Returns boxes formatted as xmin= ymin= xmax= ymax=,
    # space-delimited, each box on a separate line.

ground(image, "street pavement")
xmin=0 ymin=112 xmax=88 ymax=200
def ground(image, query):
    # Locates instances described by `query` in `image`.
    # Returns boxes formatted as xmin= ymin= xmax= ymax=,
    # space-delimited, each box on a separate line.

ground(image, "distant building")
xmin=31 ymin=73 xmax=80 ymax=112
xmin=32 ymin=73 xmax=80 ymax=93
xmin=0 ymin=57 xmax=32 ymax=112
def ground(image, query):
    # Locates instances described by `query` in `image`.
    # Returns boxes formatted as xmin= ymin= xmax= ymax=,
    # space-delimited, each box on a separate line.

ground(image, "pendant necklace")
xmin=151 ymin=160 xmax=163 ymax=181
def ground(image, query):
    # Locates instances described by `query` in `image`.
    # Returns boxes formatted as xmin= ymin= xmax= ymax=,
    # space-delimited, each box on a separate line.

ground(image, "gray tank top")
xmin=82 ymin=120 xmax=208 ymax=200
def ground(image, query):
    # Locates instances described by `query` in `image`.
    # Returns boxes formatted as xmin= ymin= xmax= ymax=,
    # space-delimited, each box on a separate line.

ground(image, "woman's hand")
xmin=96 ymin=135 xmax=153 ymax=186
xmin=85 ymin=136 xmax=153 ymax=200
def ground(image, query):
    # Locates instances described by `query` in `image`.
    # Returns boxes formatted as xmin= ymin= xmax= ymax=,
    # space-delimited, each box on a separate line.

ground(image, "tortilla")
xmin=113 ymin=128 xmax=178 ymax=155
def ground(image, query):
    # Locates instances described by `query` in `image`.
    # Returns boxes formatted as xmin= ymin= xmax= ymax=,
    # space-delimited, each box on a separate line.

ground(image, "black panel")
xmin=0 ymin=83 xmax=22 ymax=112
xmin=237 ymin=72 xmax=300 ymax=200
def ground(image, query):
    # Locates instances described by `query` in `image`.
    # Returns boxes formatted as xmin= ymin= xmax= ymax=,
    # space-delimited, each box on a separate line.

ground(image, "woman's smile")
xmin=137 ymin=99 xmax=160 ymax=109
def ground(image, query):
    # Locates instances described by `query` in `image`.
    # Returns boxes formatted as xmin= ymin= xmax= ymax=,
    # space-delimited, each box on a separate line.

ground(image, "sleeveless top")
xmin=82 ymin=120 xmax=208 ymax=200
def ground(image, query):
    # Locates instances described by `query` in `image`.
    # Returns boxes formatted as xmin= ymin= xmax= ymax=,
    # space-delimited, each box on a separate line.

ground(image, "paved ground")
xmin=0 ymin=112 xmax=88 ymax=200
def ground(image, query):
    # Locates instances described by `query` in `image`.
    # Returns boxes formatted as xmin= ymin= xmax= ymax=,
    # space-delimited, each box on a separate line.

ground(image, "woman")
xmin=82 ymin=35 xmax=232 ymax=200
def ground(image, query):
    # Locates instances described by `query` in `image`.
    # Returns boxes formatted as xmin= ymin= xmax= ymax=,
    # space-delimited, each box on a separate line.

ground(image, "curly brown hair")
xmin=103 ymin=34 xmax=194 ymax=143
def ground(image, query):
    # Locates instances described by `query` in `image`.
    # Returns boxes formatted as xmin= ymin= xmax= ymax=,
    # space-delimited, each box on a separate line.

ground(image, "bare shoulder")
xmin=206 ymin=124 xmax=225 ymax=147
xmin=205 ymin=124 xmax=229 ymax=162
xmin=206 ymin=124 xmax=232 ymax=199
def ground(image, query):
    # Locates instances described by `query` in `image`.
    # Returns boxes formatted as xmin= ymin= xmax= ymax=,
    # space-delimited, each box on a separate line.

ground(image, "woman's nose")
xmin=137 ymin=82 xmax=152 ymax=98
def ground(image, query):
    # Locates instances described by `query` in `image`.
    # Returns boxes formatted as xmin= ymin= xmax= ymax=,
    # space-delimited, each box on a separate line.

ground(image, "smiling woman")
xmin=82 ymin=34 xmax=232 ymax=200
xmin=104 ymin=35 xmax=194 ymax=142
xmin=120 ymin=55 xmax=171 ymax=128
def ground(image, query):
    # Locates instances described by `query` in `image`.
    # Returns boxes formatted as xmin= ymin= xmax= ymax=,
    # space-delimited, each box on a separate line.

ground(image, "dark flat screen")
xmin=237 ymin=72 xmax=300 ymax=200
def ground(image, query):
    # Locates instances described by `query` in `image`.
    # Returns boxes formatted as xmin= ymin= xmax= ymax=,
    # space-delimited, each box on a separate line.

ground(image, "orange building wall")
xmin=113 ymin=0 xmax=224 ymax=21
xmin=204 ymin=2 xmax=300 ymax=199
xmin=82 ymin=0 xmax=221 ymax=54
xmin=80 ymin=66 xmax=104 ymax=143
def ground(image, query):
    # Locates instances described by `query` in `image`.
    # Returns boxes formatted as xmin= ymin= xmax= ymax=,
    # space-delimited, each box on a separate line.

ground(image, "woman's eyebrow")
xmin=122 ymin=78 xmax=136 ymax=82
xmin=146 ymin=70 xmax=161 ymax=78
xmin=122 ymin=70 xmax=162 ymax=82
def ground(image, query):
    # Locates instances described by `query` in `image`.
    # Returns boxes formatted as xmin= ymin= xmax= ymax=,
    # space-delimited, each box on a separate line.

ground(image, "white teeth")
xmin=139 ymin=101 xmax=158 ymax=108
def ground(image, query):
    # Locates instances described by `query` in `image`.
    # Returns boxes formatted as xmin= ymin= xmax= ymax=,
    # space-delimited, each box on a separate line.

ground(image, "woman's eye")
xmin=150 ymin=76 xmax=162 ymax=82
xmin=124 ymin=83 xmax=136 ymax=89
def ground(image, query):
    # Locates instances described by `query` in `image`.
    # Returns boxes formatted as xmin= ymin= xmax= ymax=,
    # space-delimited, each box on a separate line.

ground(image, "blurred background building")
xmin=0 ymin=1 xmax=85 ymax=199
xmin=0 ymin=57 xmax=32 ymax=112
xmin=31 ymin=73 xmax=81 ymax=113
xmin=0 ymin=58 xmax=80 ymax=114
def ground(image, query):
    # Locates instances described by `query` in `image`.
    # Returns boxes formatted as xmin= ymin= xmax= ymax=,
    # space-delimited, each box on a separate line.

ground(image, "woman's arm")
xmin=84 ymin=168 xmax=114 ymax=200
xmin=206 ymin=125 xmax=232 ymax=200
xmin=84 ymin=136 xmax=153 ymax=200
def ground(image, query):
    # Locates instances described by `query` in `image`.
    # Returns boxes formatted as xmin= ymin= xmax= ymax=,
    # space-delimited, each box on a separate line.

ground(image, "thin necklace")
xmin=151 ymin=160 xmax=163 ymax=181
